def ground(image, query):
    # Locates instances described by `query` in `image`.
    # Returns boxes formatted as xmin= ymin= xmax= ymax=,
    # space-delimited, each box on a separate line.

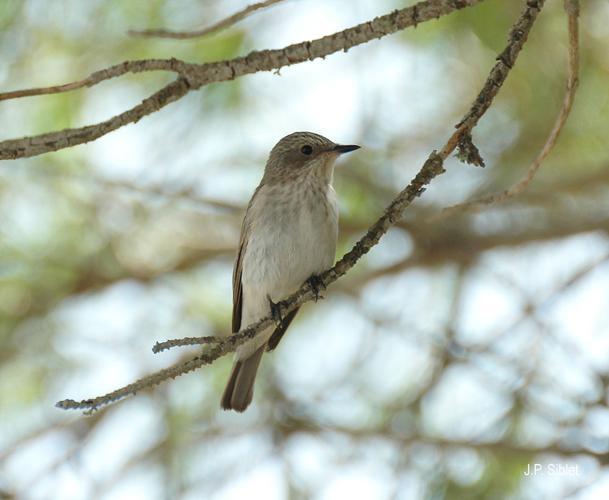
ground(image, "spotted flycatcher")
xmin=221 ymin=131 xmax=360 ymax=411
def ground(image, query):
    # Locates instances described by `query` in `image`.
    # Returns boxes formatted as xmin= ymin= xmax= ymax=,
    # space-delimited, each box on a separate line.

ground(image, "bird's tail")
xmin=221 ymin=345 xmax=265 ymax=412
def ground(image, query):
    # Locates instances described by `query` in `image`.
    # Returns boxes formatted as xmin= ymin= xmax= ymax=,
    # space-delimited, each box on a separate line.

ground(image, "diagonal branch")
xmin=437 ymin=0 xmax=580 ymax=218
xmin=0 ymin=0 xmax=485 ymax=160
xmin=0 ymin=78 xmax=192 ymax=161
xmin=56 ymin=0 xmax=548 ymax=414
xmin=129 ymin=0 xmax=287 ymax=40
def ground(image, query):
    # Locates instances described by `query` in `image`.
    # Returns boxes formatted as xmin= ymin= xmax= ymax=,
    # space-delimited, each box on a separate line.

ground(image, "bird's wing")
xmin=231 ymin=233 xmax=246 ymax=333
xmin=232 ymin=184 xmax=301 ymax=349
xmin=232 ymin=185 xmax=263 ymax=333
xmin=266 ymin=307 xmax=300 ymax=351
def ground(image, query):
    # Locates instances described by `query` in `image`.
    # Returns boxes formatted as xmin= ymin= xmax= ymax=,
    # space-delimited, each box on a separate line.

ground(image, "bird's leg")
xmin=307 ymin=274 xmax=326 ymax=302
xmin=267 ymin=294 xmax=283 ymax=326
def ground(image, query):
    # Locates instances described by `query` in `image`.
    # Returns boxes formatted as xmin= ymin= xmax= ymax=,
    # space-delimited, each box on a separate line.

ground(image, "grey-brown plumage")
xmin=221 ymin=132 xmax=360 ymax=412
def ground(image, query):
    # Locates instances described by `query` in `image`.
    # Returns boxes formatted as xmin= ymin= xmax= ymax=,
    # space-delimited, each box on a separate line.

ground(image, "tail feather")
xmin=221 ymin=345 xmax=265 ymax=412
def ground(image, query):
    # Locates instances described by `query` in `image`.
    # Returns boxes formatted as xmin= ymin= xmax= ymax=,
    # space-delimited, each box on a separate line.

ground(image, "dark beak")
xmin=333 ymin=144 xmax=361 ymax=154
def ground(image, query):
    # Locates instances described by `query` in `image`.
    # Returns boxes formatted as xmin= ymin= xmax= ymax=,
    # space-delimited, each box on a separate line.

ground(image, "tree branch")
xmin=0 ymin=59 xmax=191 ymax=102
xmin=0 ymin=77 xmax=192 ymax=160
xmin=129 ymin=0 xmax=287 ymax=40
xmin=0 ymin=0 xmax=485 ymax=160
xmin=437 ymin=0 xmax=580 ymax=218
xmin=56 ymin=0 xmax=547 ymax=413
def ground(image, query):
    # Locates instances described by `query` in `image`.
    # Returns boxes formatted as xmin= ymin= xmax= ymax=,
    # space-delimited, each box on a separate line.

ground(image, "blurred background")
xmin=1 ymin=0 xmax=609 ymax=498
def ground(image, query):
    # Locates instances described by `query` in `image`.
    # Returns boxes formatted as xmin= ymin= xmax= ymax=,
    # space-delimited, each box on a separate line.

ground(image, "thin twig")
xmin=129 ymin=0 xmax=286 ymax=40
xmin=436 ymin=0 xmax=580 ymax=219
xmin=55 ymin=0 xmax=547 ymax=414
xmin=0 ymin=59 xmax=191 ymax=102
xmin=0 ymin=0 xmax=485 ymax=160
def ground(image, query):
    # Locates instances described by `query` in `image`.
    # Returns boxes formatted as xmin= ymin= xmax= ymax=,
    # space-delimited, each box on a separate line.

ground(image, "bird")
xmin=221 ymin=131 xmax=360 ymax=412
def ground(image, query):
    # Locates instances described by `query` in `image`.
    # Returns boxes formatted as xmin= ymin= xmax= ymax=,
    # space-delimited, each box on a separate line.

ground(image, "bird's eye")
xmin=301 ymin=145 xmax=313 ymax=155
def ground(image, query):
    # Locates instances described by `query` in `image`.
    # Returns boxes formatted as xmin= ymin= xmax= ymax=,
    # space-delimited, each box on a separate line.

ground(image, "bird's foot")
xmin=307 ymin=274 xmax=326 ymax=302
xmin=267 ymin=295 xmax=283 ymax=326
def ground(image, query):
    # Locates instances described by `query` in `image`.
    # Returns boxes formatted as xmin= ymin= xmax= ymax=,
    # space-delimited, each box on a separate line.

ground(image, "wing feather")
xmin=231 ymin=237 xmax=246 ymax=333
xmin=266 ymin=307 xmax=300 ymax=351
xmin=232 ymin=185 xmax=263 ymax=333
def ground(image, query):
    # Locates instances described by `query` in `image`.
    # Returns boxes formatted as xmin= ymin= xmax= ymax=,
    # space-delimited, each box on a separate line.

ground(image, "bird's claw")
xmin=267 ymin=295 xmax=283 ymax=326
xmin=307 ymin=275 xmax=326 ymax=302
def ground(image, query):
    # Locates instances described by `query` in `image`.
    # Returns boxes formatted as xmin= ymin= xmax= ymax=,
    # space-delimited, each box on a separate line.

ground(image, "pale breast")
xmin=241 ymin=181 xmax=338 ymax=305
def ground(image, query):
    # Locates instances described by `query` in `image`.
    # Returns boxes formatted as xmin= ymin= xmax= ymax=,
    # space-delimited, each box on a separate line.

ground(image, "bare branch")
xmin=129 ymin=0 xmax=287 ymax=40
xmin=152 ymin=335 xmax=224 ymax=353
xmin=0 ymin=59 xmax=191 ymax=102
xmin=55 ymin=0 xmax=547 ymax=413
xmin=56 ymin=345 xmax=227 ymax=414
xmin=0 ymin=0 xmax=485 ymax=160
xmin=437 ymin=0 xmax=580 ymax=218
xmin=0 ymin=78 xmax=192 ymax=160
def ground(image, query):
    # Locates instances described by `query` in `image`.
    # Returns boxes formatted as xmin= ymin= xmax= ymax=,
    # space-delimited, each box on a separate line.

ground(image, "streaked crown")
xmin=262 ymin=131 xmax=359 ymax=185
xmin=269 ymin=132 xmax=335 ymax=159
